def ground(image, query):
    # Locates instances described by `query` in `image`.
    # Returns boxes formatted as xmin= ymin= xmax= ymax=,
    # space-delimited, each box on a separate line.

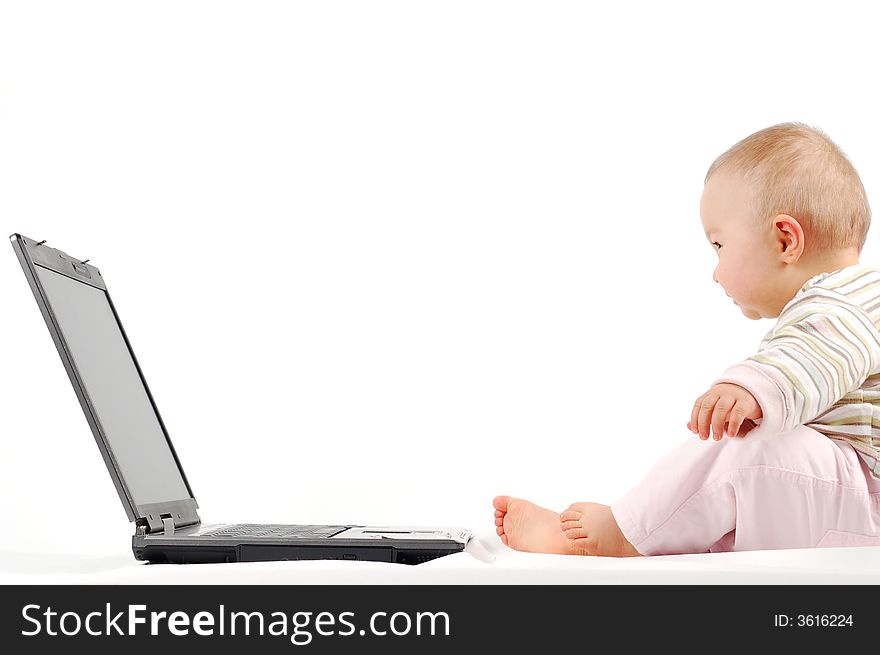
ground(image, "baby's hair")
xmin=705 ymin=122 xmax=871 ymax=255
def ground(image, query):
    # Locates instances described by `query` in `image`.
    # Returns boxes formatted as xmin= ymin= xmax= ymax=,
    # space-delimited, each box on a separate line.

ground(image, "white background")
xmin=2 ymin=0 xmax=880 ymax=558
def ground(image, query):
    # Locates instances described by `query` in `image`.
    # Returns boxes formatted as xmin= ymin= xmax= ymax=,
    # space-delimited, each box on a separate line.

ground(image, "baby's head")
xmin=700 ymin=122 xmax=871 ymax=320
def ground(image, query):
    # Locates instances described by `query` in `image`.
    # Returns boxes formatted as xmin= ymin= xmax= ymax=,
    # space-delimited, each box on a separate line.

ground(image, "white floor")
xmin=2 ymin=532 xmax=880 ymax=584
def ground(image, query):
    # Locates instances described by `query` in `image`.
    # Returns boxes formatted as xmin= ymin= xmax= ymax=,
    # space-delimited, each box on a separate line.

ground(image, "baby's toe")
xmin=495 ymin=516 xmax=503 ymax=527
xmin=559 ymin=509 xmax=582 ymax=522
xmin=562 ymin=526 xmax=589 ymax=541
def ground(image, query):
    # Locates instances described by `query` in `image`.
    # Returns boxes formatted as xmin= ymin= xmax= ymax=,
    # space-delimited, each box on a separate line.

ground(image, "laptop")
xmin=10 ymin=233 xmax=472 ymax=564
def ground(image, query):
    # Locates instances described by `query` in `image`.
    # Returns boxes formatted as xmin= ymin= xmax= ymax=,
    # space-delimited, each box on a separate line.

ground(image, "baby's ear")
xmin=774 ymin=214 xmax=805 ymax=261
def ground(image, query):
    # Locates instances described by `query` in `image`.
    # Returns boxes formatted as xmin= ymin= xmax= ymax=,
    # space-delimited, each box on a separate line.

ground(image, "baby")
xmin=494 ymin=122 xmax=880 ymax=556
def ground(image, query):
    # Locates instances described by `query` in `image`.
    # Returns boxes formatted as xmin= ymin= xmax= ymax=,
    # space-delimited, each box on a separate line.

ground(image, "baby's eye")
xmin=712 ymin=241 xmax=722 ymax=250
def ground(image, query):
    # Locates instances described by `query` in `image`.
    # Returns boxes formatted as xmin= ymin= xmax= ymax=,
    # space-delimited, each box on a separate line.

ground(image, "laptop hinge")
xmin=137 ymin=499 xmax=201 ymax=535
xmin=135 ymin=513 xmax=179 ymax=536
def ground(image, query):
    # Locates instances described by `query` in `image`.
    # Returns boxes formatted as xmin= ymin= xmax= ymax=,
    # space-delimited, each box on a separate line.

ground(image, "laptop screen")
xmin=34 ymin=264 xmax=191 ymax=506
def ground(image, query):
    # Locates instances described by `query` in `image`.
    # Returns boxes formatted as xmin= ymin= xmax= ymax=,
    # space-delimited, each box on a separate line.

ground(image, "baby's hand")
xmin=688 ymin=383 xmax=763 ymax=440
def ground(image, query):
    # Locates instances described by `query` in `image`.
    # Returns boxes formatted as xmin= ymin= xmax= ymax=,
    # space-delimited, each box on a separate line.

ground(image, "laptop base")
xmin=133 ymin=540 xmax=464 ymax=565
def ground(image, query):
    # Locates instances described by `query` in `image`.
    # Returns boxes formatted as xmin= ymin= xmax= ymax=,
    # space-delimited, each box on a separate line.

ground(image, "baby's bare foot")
xmin=493 ymin=495 xmax=574 ymax=554
xmin=559 ymin=502 xmax=643 ymax=557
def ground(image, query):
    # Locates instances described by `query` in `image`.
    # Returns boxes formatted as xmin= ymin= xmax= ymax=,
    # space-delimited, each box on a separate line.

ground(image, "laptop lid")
xmin=10 ymin=234 xmax=200 ymax=534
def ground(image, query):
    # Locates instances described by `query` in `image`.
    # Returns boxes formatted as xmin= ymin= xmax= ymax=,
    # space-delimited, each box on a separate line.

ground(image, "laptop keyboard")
xmin=205 ymin=524 xmax=348 ymax=539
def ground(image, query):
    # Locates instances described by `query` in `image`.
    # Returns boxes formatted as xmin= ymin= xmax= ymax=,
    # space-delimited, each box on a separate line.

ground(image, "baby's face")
xmin=700 ymin=172 xmax=788 ymax=320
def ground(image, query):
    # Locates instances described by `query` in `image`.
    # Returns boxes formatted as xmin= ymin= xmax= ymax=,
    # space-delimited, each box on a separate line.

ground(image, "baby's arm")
xmin=712 ymin=296 xmax=880 ymax=437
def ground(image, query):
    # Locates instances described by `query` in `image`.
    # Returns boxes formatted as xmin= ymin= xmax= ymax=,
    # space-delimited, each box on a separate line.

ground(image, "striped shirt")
xmin=713 ymin=263 xmax=880 ymax=479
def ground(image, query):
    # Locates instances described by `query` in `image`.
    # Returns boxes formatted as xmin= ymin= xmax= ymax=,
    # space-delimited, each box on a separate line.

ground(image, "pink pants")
xmin=610 ymin=425 xmax=880 ymax=555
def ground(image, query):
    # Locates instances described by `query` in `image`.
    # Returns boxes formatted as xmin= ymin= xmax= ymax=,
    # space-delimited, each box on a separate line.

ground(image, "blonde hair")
xmin=705 ymin=122 xmax=871 ymax=254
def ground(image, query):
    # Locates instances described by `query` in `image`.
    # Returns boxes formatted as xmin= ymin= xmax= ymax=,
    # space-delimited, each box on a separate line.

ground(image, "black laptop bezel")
xmin=9 ymin=233 xmax=200 ymax=533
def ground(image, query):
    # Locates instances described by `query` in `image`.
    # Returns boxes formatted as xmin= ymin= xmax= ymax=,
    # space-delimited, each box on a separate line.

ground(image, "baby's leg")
xmin=608 ymin=425 xmax=880 ymax=555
